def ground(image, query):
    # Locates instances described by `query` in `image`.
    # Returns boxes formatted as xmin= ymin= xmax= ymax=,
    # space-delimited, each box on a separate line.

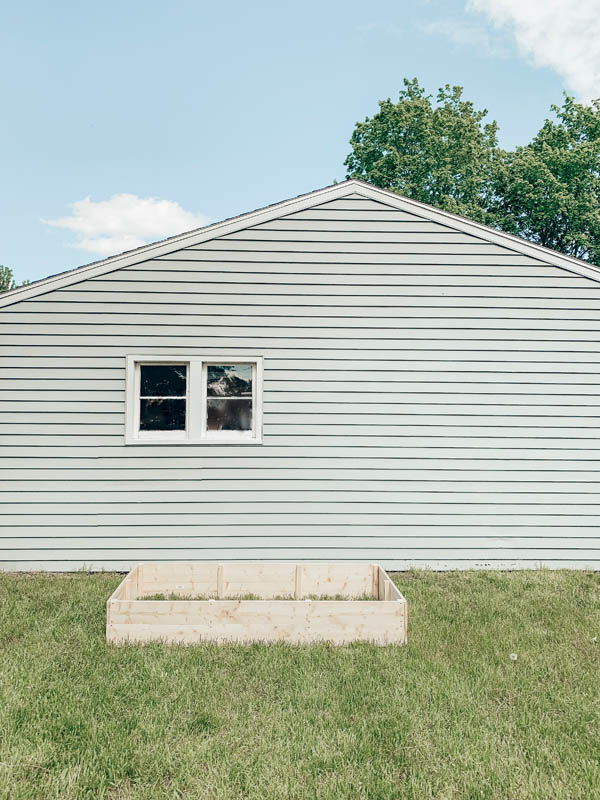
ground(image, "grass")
xmin=0 ymin=570 xmax=598 ymax=799
xmin=143 ymin=592 xmax=264 ymax=601
xmin=142 ymin=593 xmax=377 ymax=601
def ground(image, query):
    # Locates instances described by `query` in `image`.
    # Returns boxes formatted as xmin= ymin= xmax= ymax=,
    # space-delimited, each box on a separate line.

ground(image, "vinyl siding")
xmin=1 ymin=193 xmax=599 ymax=569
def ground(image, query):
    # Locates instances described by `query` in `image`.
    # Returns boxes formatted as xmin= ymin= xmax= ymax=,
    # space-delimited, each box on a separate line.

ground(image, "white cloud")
xmin=467 ymin=0 xmax=600 ymax=101
xmin=45 ymin=194 xmax=210 ymax=256
xmin=421 ymin=18 xmax=510 ymax=58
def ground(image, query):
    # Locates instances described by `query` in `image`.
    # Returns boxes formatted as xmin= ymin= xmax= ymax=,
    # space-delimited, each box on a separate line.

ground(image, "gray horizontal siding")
xmin=16 ymin=295 xmax=600 ymax=310
xmin=1 ymin=193 xmax=599 ymax=569
xmin=16 ymin=310 xmax=600 ymax=330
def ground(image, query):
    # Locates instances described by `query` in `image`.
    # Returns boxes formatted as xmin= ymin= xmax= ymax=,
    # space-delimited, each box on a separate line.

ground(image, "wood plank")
xmin=299 ymin=563 xmax=373 ymax=597
xmin=295 ymin=564 xmax=302 ymax=599
xmin=107 ymin=606 xmax=405 ymax=645
xmin=107 ymin=563 xmax=406 ymax=645
xmin=378 ymin=567 xmax=386 ymax=601
xmin=140 ymin=562 xmax=219 ymax=597
xmin=371 ymin=564 xmax=379 ymax=598
xmin=107 ymin=570 xmax=134 ymax=603
xmin=222 ymin=562 xmax=296 ymax=597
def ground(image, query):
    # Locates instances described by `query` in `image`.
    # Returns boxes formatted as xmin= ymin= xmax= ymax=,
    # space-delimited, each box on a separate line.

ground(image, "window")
xmin=140 ymin=364 xmax=187 ymax=433
xmin=206 ymin=364 xmax=253 ymax=433
xmin=126 ymin=356 xmax=263 ymax=444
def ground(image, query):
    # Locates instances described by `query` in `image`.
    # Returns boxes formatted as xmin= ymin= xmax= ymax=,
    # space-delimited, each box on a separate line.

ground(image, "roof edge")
xmin=347 ymin=180 xmax=600 ymax=283
xmin=2 ymin=178 xmax=600 ymax=308
xmin=0 ymin=181 xmax=358 ymax=308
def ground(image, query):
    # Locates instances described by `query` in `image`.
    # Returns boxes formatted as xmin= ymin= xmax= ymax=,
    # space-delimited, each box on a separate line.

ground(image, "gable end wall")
xmin=0 ymin=195 xmax=599 ymax=569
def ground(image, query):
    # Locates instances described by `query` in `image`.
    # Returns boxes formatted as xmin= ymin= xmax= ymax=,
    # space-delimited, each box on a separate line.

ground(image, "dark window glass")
xmin=140 ymin=398 xmax=186 ymax=431
xmin=207 ymin=398 xmax=252 ymax=431
xmin=207 ymin=364 xmax=252 ymax=397
xmin=140 ymin=364 xmax=186 ymax=397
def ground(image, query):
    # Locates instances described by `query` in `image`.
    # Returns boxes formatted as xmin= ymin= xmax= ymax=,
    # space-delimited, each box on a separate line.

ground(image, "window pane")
xmin=207 ymin=364 xmax=252 ymax=397
xmin=207 ymin=398 xmax=252 ymax=431
xmin=140 ymin=364 xmax=186 ymax=397
xmin=140 ymin=398 xmax=186 ymax=430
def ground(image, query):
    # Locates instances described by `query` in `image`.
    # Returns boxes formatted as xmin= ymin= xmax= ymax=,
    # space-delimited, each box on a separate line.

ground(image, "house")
xmin=1 ymin=179 xmax=599 ymax=571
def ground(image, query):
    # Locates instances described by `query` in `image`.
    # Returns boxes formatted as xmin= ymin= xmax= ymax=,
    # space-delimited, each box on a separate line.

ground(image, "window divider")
xmin=188 ymin=360 xmax=203 ymax=441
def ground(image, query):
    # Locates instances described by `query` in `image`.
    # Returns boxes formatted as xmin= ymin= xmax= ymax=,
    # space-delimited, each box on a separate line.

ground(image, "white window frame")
xmin=125 ymin=355 xmax=263 ymax=445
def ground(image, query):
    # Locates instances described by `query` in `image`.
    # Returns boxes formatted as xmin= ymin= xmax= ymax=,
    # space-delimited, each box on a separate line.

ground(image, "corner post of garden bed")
xmin=294 ymin=564 xmax=303 ymax=598
xmin=370 ymin=564 xmax=379 ymax=599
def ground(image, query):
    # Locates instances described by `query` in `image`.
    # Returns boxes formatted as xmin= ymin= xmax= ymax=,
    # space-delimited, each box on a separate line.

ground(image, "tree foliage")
xmin=0 ymin=265 xmax=29 ymax=293
xmin=345 ymin=80 xmax=600 ymax=264
xmin=489 ymin=97 xmax=600 ymax=262
xmin=0 ymin=265 xmax=17 ymax=293
xmin=344 ymin=78 xmax=499 ymax=224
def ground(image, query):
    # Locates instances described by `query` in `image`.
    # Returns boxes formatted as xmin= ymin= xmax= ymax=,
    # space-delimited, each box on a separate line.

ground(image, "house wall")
xmin=1 ymin=193 xmax=599 ymax=570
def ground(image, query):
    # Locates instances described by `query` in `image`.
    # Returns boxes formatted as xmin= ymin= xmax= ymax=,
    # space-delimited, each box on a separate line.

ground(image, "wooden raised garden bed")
xmin=106 ymin=563 xmax=407 ymax=645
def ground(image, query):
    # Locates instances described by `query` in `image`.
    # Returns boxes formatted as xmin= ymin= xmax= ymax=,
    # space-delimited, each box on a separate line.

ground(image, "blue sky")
xmin=1 ymin=0 xmax=598 ymax=283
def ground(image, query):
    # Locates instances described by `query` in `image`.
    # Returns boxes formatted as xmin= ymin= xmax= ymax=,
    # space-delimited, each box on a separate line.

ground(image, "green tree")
xmin=344 ymin=77 xmax=500 ymax=224
xmin=0 ymin=265 xmax=29 ymax=293
xmin=345 ymin=81 xmax=600 ymax=264
xmin=489 ymin=95 xmax=600 ymax=262
xmin=0 ymin=265 xmax=17 ymax=292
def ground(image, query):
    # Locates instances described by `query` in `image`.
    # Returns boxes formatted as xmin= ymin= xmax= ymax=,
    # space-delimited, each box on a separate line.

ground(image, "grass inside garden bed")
xmin=142 ymin=592 xmax=377 ymax=601
xmin=0 ymin=570 xmax=598 ymax=799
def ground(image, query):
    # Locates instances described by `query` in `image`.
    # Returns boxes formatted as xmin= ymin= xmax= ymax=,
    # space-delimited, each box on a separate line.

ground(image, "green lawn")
xmin=0 ymin=570 xmax=598 ymax=800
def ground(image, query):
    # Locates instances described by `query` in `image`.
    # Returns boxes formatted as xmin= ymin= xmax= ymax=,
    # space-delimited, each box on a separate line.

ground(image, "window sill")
xmin=124 ymin=436 xmax=263 ymax=446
